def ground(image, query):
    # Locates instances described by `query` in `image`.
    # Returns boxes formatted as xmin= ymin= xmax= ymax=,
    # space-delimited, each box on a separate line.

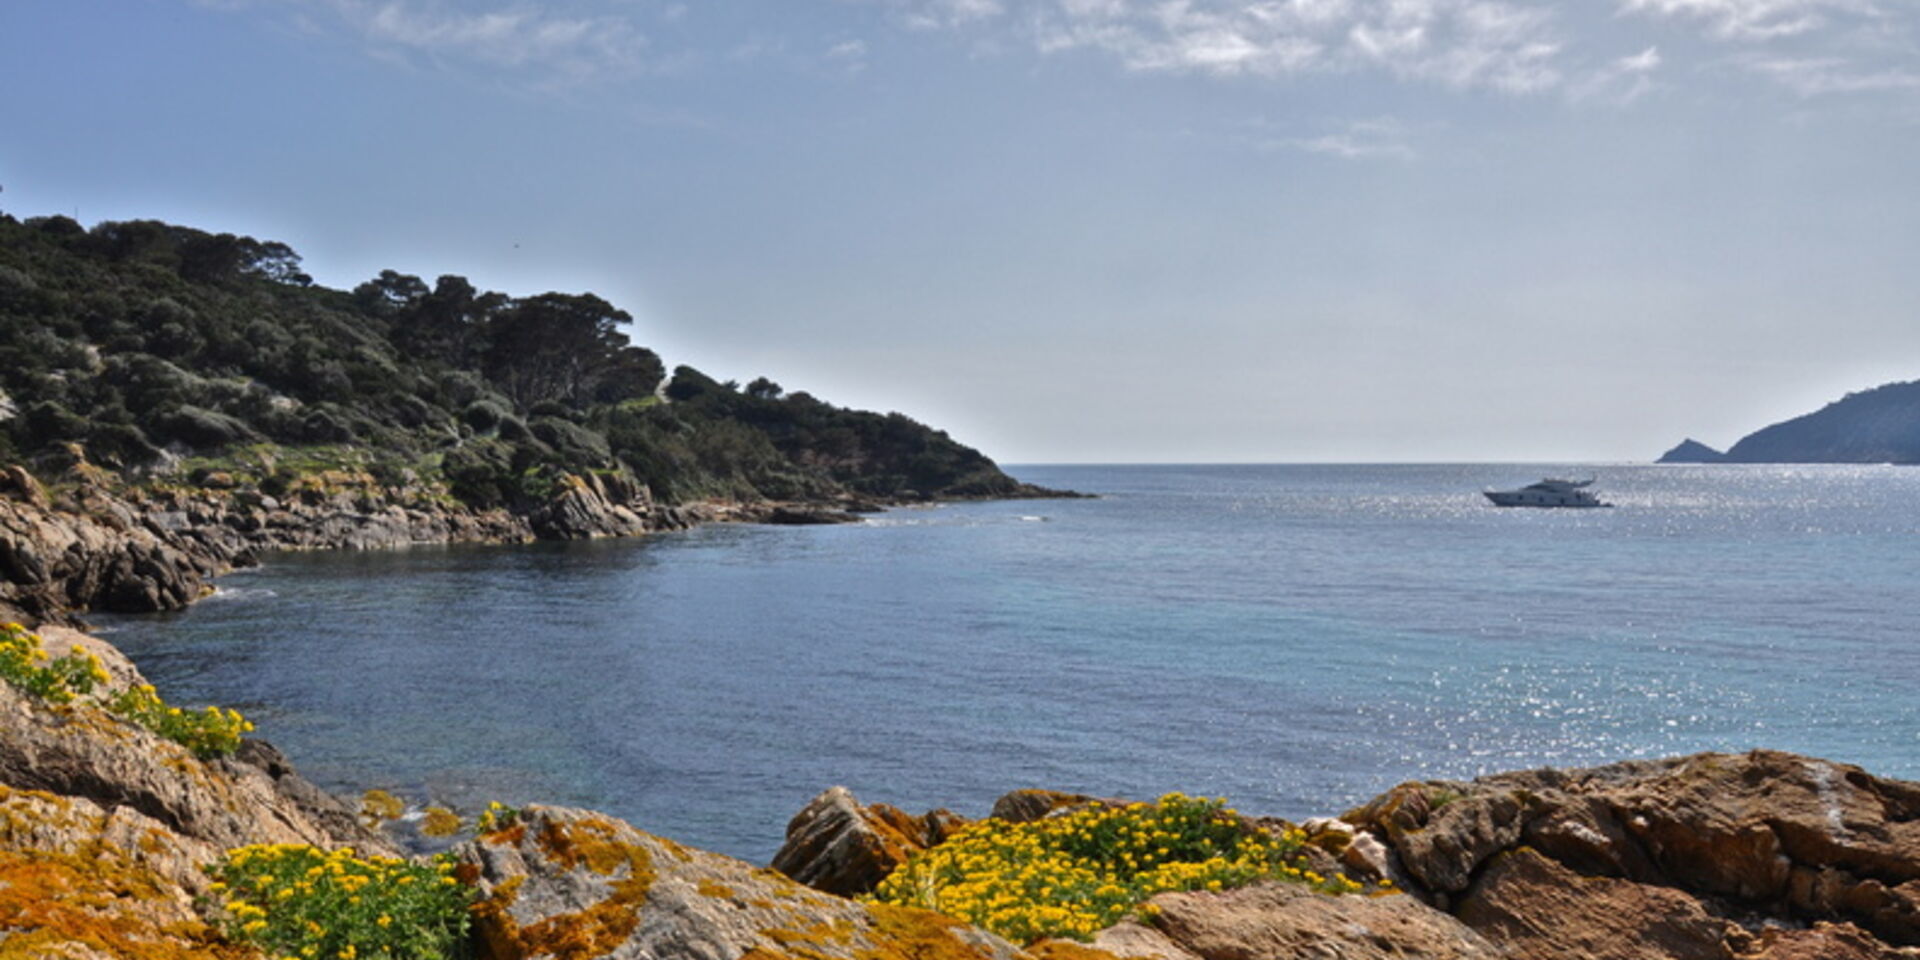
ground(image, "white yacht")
xmin=1484 ymin=477 xmax=1611 ymax=508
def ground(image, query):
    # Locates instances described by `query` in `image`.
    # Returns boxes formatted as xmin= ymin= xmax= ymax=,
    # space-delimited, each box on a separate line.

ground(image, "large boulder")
xmin=1455 ymin=847 xmax=1736 ymax=960
xmin=769 ymin=786 xmax=969 ymax=897
xmin=530 ymin=473 xmax=652 ymax=540
xmin=1347 ymin=751 xmax=1920 ymax=956
xmin=1089 ymin=882 xmax=1503 ymax=960
xmin=0 ymin=491 xmax=226 ymax=617
xmin=990 ymin=790 xmax=1111 ymax=824
xmin=458 ymin=804 xmax=1026 ymax=960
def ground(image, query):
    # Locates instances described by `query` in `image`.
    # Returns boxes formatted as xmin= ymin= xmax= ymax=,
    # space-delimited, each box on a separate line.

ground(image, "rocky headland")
xmin=1657 ymin=379 xmax=1920 ymax=464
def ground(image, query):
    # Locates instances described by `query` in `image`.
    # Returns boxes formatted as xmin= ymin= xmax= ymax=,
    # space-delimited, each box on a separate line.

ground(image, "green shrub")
xmin=3 ymin=621 xmax=255 ymax=759
xmin=0 ymin=621 xmax=108 ymax=704
xmin=207 ymin=845 xmax=471 ymax=960
xmin=107 ymin=683 xmax=254 ymax=759
xmin=870 ymin=794 xmax=1364 ymax=944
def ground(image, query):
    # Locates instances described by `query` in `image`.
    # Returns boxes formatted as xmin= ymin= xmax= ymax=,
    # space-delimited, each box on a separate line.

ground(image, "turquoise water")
xmin=99 ymin=464 xmax=1920 ymax=861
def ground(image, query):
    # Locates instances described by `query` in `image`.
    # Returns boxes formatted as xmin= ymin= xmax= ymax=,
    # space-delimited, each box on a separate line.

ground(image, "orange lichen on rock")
xmin=1023 ymin=940 xmax=1131 ymax=960
xmin=0 ymin=840 xmax=235 ymax=960
xmin=474 ymin=815 xmax=656 ymax=960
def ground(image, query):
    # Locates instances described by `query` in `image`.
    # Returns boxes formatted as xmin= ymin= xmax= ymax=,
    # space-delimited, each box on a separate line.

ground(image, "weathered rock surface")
xmin=990 ymin=790 xmax=1113 ymax=824
xmin=1090 ymin=883 xmax=1503 ymax=960
xmin=0 ymin=626 xmax=391 ymax=958
xmin=1455 ymin=847 xmax=1736 ymax=959
xmin=459 ymin=804 xmax=1028 ymax=960
xmin=0 ymin=663 xmax=393 ymax=891
xmin=1347 ymin=750 xmax=1920 ymax=958
xmin=0 ymin=783 xmax=235 ymax=959
xmin=770 ymin=786 xmax=969 ymax=897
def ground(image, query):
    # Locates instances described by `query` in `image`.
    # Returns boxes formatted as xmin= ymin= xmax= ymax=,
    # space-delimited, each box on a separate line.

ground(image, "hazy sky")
xmin=4 ymin=0 xmax=1919 ymax=462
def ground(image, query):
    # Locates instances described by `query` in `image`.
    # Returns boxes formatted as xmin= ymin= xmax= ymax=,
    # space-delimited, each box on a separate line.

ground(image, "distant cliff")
xmin=1659 ymin=379 xmax=1920 ymax=464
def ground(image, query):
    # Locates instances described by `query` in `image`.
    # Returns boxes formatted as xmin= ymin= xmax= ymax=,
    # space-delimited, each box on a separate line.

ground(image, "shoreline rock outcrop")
xmin=0 ymin=453 xmax=953 ymax=627
xmin=770 ymin=786 xmax=970 ymax=898
xmin=1342 ymin=750 xmax=1920 ymax=959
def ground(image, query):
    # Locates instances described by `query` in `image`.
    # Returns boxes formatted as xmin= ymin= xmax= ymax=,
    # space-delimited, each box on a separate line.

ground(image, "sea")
xmin=96 ymin=463 xmax=1920 ymax=863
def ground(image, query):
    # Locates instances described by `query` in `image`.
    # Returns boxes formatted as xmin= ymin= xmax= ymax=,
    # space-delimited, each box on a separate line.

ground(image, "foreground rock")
xmin=459 ymin=804 xmax=1027 ymax=960
xmin=0 ymin=630 xmax=389 ymax=957
xmin=0 ymin=783 xmax=235 ymax=959
xmin=770 ymin=786 xmax=969 ymax=897
xmin=1346 ymin=750 xmax=1920 ymax=959
xmin=0 ymin=652 xmax=392 ymax=894
xmin=1093 ymin=882 xmax=1503 ymax=960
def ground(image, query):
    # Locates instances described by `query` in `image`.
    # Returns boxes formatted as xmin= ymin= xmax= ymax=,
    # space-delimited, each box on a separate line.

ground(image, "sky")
xmin=3 ymin=0 xmax=1918 ymax=463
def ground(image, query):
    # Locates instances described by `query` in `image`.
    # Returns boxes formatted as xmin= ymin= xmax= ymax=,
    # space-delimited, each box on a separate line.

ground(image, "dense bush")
xmin=871 ymin=794 xmax=1365 ymax=943
xmin=0 ymin=211 xmax=1028 ymax=506
xmin=207 ymin=845 xmax=470 ymax=960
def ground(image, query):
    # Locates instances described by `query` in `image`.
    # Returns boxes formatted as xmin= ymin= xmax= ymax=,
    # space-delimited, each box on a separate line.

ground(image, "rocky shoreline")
xmin=6 ymin=616 xmax=1920 ymax=959
xmin=0 ymin=452 xmax=1068 ymax=628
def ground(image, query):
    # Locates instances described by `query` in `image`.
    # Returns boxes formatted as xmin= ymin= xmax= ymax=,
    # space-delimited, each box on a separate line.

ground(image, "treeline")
xmin=0 ymin=212 xmax=1032 ymax=506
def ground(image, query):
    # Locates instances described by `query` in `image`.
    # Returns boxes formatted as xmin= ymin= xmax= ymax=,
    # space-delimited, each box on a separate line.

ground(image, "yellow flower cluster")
xmin=108 ymin=682 xmax=254 ymax=759
xmin=208 ymin=844 xmax=470 ymax=960
xmin=472 ymin=801 xmax=520 ymax=834
xmin=0 ymin=621 xmax=110 ymax=704
xmin=1 ymin=621 xmax=256 ymax=758
xmin=870 ymin=793 xmax=1363 ymax=944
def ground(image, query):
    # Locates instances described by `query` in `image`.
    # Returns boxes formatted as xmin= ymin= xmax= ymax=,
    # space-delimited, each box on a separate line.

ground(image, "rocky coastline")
xmin=5 ymin=469 xmax=1919 ymax=959
xmin=0 ymin=449 xmax=1066 ymax=628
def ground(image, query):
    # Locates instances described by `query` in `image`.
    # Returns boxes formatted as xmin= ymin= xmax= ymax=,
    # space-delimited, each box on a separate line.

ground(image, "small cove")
xmin=100 ymin=463 xmax=1920 ymax=862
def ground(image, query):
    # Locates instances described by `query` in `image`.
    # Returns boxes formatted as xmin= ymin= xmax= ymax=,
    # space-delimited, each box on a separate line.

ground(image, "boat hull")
xmin=1484 ymin=491 xmax=1611 ymax=508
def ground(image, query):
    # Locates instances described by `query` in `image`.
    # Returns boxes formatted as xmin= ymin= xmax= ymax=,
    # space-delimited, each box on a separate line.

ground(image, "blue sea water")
xmin=98 ymin=464 xmax=1920 ymax=862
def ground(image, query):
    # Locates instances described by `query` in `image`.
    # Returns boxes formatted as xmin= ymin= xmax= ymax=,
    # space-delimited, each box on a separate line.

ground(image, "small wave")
xmin=205 ymin=586 xmax=278 ymax=603
xmin=1019 ymin=515 xmax=1049 ymax=523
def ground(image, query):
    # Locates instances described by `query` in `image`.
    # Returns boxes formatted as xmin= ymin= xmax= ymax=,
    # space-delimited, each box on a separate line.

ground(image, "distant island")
xmin=1658 ymin=379 xmax=1920 ymax=463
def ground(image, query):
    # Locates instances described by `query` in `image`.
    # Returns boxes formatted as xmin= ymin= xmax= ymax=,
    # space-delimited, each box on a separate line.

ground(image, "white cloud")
xmin=1021 ymin=0 xmax=1566 ymax=91
xmin=1569 ymin=44 xmax=1662 ymax=103
xmin=828 ymin=38 xmax=871 ymax=58
xmin=1617 ymin=0 xmax=1878 ymax=42
xmin=1280 ymin=116 xmax=1417 ymax=158
xmin=220 ymin=0 xmax=652 ymax=83
xmin=1742 ymin=54 xmax=1920 ymax=95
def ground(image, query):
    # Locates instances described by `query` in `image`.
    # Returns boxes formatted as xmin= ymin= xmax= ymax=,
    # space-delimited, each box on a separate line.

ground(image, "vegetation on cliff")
xmin=0 ymin=211 xmax=1050 ymax=510
xmin=1 ymin=620 xmax=251 ymax=757
xmin=869 ymin=794 xmax=1364 ymax=944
